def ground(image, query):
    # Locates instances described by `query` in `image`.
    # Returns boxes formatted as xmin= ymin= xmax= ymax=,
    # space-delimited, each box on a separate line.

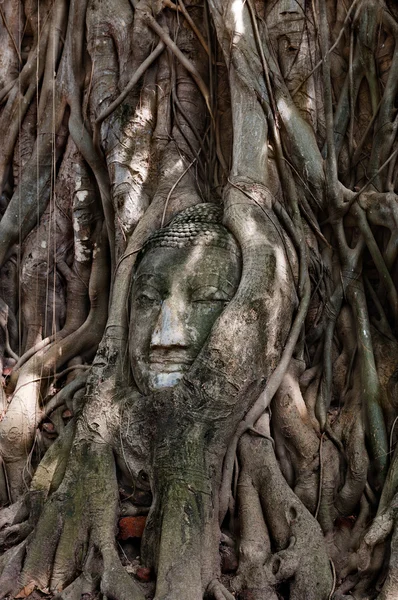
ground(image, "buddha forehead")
xmin=133 ymin=242 xmax=241 ymax=294
xmin=133 ymin=203 xmax=241 ymax=288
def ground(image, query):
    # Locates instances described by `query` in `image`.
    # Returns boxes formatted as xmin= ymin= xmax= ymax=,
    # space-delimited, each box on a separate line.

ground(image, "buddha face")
xmin=129 ymin=244 xmax=241 ymax=394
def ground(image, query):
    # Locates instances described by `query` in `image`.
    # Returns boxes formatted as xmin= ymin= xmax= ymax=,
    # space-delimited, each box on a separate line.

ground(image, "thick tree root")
xmin=0 ymin=520 xmax=32 ymax=549
xmin=101 ymin=545 xmax=145 ymax=600
xmin=207 ymin=579 xmax=235 ymax=600
xmin=0 ymin=497 xmax=28 ymax=530
xmin=235 ymin=413 xmax=333 ymax=599
xmin=0 ymin=539 xmax=28 ymax=599
xmin=53 ymin=571 xmax=98 ymax=600
xmin=340 ymin=491 xmax=398 ymax=599
xmin=1 ymin=2 xmax=398 ymax=600
xmin=13 ymin=432 xmax=144 ymax=600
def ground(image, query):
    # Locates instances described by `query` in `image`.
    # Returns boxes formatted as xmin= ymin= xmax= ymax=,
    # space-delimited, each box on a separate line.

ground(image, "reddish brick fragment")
xmin=135 ymin=567 xmax=152 ymax=582
xmin=42 ymin=422 xmax=55 ymax=433
xmin=118 ymin=515 xmax=147 ymax=539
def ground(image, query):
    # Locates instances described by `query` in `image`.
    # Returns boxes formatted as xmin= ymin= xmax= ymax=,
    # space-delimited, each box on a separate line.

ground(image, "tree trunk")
xmin=0 ymin=1 xmax=398 ymax=599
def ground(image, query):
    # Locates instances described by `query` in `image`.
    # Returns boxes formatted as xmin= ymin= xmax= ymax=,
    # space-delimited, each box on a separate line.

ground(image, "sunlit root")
xmin=357 ymin=493 xmax=398 ymax=574
xmin=232 ymin=468 xmax=279 ymax=599
xmin=236 ymin=413 xmax=333 ymax=599
xmin=87 ymin=0 xmax=156 ymax=256
xmin=18 ymin=432 xmax=144 ymax=599
xmin=28 ymin=420 xmax=76 ymax=519
xmin=0 ymin=222 xmax=109 ymax=501
xmin=272 ymin=359 xmax=321 ymax=514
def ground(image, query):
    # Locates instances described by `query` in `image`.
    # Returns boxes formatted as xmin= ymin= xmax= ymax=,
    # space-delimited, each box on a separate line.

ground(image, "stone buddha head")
xmin=129 ymin=204 xmax=241 ymax=395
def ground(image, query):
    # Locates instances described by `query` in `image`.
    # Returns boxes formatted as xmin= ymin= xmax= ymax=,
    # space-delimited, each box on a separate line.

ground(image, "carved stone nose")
xmin=150 ymin=298 xmax=188 ymax=348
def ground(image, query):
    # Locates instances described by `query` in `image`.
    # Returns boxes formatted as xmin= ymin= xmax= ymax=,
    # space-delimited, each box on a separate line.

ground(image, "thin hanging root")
xmin=94 ymin=40 xmax=165 ymax=135
xmin=315 ymin=433 xmax=325 ymax=520
xmin=316 ymin=288 xmax=343 ymax=428
xmin=328 ymin=560 xmax=336 ymax=600
xmin=143 ymin=11 xmax=214 ymax=124
xmin=319 ymin=0 xmax=338 ymax=191
xmin=351 ymin=99 xmax=382 ymax=167
xmin=0 ymin=6 xmax=22 ymax=65
xmin=353 ymin=204 xmax=398 ymax=325
xmin=341 ymin=148 xmax=398 ymax=218
xmin=160 ymin=157 xmax=197 ymax=227
xmin=176 ymin=0 xmax=209 ymax=56
xmin=292 ymin=0 xmax=361 ymax=97
xmin=163 ymin=0 xmax=210 ymax=57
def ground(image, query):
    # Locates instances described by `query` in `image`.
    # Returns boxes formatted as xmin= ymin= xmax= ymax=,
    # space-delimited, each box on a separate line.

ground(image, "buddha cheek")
xmin=129 ymin=308 xmax=161 ymax=393
xmin=187 ymin=304 xmax=224 ymax=351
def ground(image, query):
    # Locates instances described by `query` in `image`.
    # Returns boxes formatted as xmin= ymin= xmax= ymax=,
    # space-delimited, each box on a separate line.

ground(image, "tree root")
xmin=53 ymin=571 xmax=98 ymax=600
xmin=0 ymin=538 xmax=28 ymax=599
xmin=17 ymin=432 xmax=144 ymax=599
xmin=375 ymin=522 xmax=398 ymax=599
xmin=232 ymin=460 xmax=277 ymax=599
xmin=101 ymin=544 xmax=145 ymax=600
xmin=0 ymin=520 xmax=32 ymax=550
xmin=236 ymin=412 xmax=333 ymax=599
xmin=272 ymin=359 xmax=321 ymax=514
xmin=207 ymin=579 xmax=235 ymax=600
xmin=0 ymin=497 xmax=28 ymax=530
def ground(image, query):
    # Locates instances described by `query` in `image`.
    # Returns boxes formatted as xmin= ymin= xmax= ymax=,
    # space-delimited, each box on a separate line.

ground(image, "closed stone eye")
xmin=191 ymin=286 xmax=230 ymax=303
xmin=135 ymin=293 xmax=160 ymax=308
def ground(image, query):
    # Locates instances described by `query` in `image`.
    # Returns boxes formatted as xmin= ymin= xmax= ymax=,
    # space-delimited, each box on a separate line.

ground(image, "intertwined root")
xmin=234 ymin=414 xmax=333 ymax=600
xmin=0 ymin=539 xmax=28 ymax=598
xmin=207 ymin=580 xmax=235 ymax=600
xmin=0 ymin=437 xmax=145 ymax=600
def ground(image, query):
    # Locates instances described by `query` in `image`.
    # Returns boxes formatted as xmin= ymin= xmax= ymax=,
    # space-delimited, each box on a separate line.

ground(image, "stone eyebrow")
xmin=133 ymin=272 xmax=165 ymax=284
xmin=132 ymin=272 xmax=166 ymax=291
xmin=189 ymin=277 xmax=238 ymax=293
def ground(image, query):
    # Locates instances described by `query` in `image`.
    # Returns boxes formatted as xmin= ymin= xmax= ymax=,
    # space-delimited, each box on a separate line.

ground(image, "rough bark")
xmin=0 ymin=1 xmax=397 ymax=599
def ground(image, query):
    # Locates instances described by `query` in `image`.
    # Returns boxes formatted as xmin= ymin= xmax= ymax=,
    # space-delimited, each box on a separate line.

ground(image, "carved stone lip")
xmin=151 ymin=364 xmax=186 ymax=373
xmin=149 ymin=352 xmax=193 ymax=371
